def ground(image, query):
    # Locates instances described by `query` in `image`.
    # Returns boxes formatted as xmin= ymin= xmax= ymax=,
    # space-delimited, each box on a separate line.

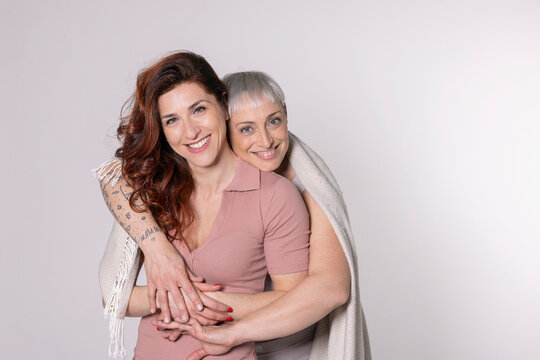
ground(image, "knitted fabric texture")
xmin=95 ymin=132 xmax=371 ymax=359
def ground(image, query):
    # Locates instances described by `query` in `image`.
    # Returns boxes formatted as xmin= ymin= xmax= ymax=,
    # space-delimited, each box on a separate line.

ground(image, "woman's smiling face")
xmin=228 ymin=94 xmax=289 ymax=172
xmin=158 ymin=81 xmax=229 ymax=171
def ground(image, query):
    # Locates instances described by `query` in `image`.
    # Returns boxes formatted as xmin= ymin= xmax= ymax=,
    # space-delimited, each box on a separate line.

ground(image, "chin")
xmin=256 ymin=159 xmax=281 ymax=172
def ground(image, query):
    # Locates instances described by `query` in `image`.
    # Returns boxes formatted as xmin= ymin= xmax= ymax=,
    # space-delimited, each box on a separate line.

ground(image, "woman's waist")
xmin=136 ymin=315 xmax=256 ymax=359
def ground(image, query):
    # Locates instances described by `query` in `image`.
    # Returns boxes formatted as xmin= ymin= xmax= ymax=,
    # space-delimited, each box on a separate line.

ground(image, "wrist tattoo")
xmin=140 ymin=225 xmax=162 ymax=242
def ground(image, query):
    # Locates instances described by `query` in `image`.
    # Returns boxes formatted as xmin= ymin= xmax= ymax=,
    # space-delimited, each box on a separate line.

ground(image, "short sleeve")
xmin=261 ymin=176 xmax=310 ymax=275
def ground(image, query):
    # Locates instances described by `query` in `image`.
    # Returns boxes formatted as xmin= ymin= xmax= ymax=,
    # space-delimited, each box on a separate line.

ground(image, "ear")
xmin=283 ymin=103 xmax=288 ymax=118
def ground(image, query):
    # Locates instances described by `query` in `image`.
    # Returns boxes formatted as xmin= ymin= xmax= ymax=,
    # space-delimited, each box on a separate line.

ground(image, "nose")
xmin=258 ymin=129 xmax=273 ymax=149
xmin=183 ymin=118 xmax=201 ymax=139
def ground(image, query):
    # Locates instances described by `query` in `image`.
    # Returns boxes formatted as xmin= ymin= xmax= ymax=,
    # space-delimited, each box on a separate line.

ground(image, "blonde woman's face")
xmin=228 ymin=95 xmax=289 ymax=172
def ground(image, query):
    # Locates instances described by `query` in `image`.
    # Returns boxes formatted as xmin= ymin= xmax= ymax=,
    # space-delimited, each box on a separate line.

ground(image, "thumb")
xmin=193 ymin=282 xmax=222 ymax=292
xmin=187 ymin=348 xmax=207 ymax=360
xmin=187 ymin=269 xmax=204 ymax=283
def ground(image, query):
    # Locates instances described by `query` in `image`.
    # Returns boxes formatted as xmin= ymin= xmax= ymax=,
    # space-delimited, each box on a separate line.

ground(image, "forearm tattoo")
xmin=100 ymin=175 xmax=159 ymax=245
xmin=140 ymin=226 xmax=162 ymax=243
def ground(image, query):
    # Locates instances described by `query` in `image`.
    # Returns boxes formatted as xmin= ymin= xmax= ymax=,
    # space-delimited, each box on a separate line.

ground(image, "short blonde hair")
xmin=222 ymin=71 xmax=285 ymax=115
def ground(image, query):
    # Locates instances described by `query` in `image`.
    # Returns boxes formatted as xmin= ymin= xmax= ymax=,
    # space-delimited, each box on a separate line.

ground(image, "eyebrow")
xmin=266 ymin=111 xmax=282 ymax=119
xmin=189 ymin=99 xmax=209 ymax=110
xmin=235 ymin=121 xmax=255 ymax=127
xmin=160 ymin=100 xmax=210 ymax=120
xmin=235 ymin=111 xmax=283 ymax=127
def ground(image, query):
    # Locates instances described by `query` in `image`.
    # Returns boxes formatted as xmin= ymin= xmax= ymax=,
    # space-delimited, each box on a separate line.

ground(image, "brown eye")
xmin=194 ymin=106 xmax=206 ymax=114
xmin=165 ymin=117 xmax=178 ymax=125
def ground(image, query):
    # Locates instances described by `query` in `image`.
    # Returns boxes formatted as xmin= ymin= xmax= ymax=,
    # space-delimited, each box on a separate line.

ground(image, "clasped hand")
xmin=153 ymin=283 xmax=232 ymax=340
xmin=153 ymin=318 xmax=235 ymax=360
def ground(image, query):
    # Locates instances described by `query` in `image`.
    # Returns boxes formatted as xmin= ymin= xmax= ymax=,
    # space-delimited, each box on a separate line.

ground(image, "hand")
xmin=156 ymin=327 xmax=184 ymax=342
xmin=156 ymin=319 xmax=236 ymax=359
xmin=155 ymin=283 xmax=232 ymax=327
xmin=144 ymin=241 xmax=204 ymax=323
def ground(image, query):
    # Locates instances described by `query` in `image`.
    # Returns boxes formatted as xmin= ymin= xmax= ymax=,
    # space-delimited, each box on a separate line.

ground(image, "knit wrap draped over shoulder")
xmin=95 ymin=132 xmax=371 ymax=359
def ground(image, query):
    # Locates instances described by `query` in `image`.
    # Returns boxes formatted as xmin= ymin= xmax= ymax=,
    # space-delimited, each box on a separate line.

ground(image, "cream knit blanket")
xmin=96 ymin=132 xmax=371 ymax=359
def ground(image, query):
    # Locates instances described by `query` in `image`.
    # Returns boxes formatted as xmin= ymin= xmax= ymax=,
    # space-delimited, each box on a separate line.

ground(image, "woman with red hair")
xmin=98 ymin=51 xmax=310 ymax=359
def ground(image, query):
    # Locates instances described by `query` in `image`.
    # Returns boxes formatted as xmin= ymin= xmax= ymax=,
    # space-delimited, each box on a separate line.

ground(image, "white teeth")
xmin=257 ymin=149 xmax=275 ymax=158
xmin=188 ymin=136 xmax=209 ymax=149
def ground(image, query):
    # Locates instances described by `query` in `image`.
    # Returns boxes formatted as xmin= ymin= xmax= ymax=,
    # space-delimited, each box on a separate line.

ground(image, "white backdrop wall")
xmin=1 ymin=1 xmax=539 ymax=359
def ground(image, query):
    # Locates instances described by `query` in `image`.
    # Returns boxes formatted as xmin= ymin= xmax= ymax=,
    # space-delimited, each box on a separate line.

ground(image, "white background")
xmin=1 ymin=1 xmax=539 ymax=359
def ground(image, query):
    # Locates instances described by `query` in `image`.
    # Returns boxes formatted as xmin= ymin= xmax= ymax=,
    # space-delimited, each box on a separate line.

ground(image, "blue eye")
xmin=268 ymin=118 xmax=281 ymax=126
xmin=240 ymin=126 xmax=253 ymax=134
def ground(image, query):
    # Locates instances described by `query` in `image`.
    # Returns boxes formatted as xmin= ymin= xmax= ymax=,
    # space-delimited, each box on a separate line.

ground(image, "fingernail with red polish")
xmin=215 ymin=283 xmax=222 ymax=286
xmin=225 ymin=316 xmax=233 ymax=321
xmin=156 ymin=327 xmax=160 ymax=331
xmin=227 ymin=307 xmax=233 ymax=313
xmin=168 ymin=339 xmax=171 ymax=342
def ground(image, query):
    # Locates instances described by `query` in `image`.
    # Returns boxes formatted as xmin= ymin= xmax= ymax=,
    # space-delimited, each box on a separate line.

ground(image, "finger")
xmin=160 ymin=329 xmax=172 ymax=339
xmin=147 ymin=284 xmax=158 ymax=314
xmin=153 ymin=320 xmax=178 ymax=330
xmin=192 ymin=314 xmax=218 ymax=327
xmin=155 ymin=311 xmax=166 ymax=322
xmin=167 ymin=284 xmax=189 ymax=323
xmin=157 ymin=289 xmax=171 ymax=323
xmin=155 ymin=320 xmax=192 ymax=332
xmin=187 ymin=269 xmax=204 ymax=283
xmin=187 ymin=348 xmax=208 ymax=360
xmin=193 ymin=282 xmax=222 ymax=292
xmin=200 ymin=293 xmax=231 ymax=313
xmin=197 ymin=307 xmax=228 ymax=322
xmin=188 ymin=319 xmax=207 ymax=338
xmin=180 ymin=279 xmax=204 ymax=312
xmin=169 ymin=330 xmax=182 ymax=342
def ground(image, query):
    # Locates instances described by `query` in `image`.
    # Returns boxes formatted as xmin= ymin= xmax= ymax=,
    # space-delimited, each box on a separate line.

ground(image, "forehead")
xmin=229 ymin=94 xmax=283 ymax=124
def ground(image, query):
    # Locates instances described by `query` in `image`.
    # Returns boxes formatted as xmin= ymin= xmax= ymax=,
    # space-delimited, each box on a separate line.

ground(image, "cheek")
xmin=231 ymin=135 xmax=252 ymax=156
xmin=162 ymin=128 xmax=173 ymax=144
xmin=162 ymin=128 xmax=182 ymax=149
xmin=282 ymin=133 xmax=290 ymax=147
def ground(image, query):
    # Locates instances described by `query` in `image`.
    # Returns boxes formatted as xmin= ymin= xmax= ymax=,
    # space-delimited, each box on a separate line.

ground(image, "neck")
xmin=190 ymin=147 xmax=238 ymax=195
xmin=276 ymin=154 xmax=295 ymax=181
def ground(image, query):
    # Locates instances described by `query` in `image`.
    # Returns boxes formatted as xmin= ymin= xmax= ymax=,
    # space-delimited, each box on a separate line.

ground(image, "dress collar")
xmin=224 ymin=157 xmax=261 ymax=192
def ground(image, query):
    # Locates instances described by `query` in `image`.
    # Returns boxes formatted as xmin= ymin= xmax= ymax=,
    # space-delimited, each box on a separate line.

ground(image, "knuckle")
xmin=157 ymin=296 xmax=168 ymax=304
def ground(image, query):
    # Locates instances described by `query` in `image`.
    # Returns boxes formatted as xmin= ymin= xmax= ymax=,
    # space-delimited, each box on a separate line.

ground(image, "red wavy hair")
xmin=115 ymin=51 xmax=228 ymax=241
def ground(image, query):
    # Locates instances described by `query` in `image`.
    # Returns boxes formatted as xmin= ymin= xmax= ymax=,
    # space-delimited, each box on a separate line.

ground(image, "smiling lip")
xmin=254 ymin=145 xmax=279 ymax=160
xmin=185 ymin=135 xmax=211 ymax=153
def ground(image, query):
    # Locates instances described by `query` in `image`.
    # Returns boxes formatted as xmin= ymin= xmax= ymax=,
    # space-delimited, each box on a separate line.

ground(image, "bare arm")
xmin=196 ymin=270 xmax=308 ymax=321
xmin=165 ymin=190 xmax=350 ymax=353
xmin=97 ymin=160 xmax=205 ymax=322
xmin=154 ymin=270 xmax=308 ymax=340
xmin=127 ymin=271 xmax=307 ymax=323
xmin=121 ymin=260 xmax=232 ymax=322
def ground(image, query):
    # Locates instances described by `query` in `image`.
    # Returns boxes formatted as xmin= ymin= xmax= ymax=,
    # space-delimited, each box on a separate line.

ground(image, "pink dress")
xmin=134 ymin=158 xmax=310 ymax=360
